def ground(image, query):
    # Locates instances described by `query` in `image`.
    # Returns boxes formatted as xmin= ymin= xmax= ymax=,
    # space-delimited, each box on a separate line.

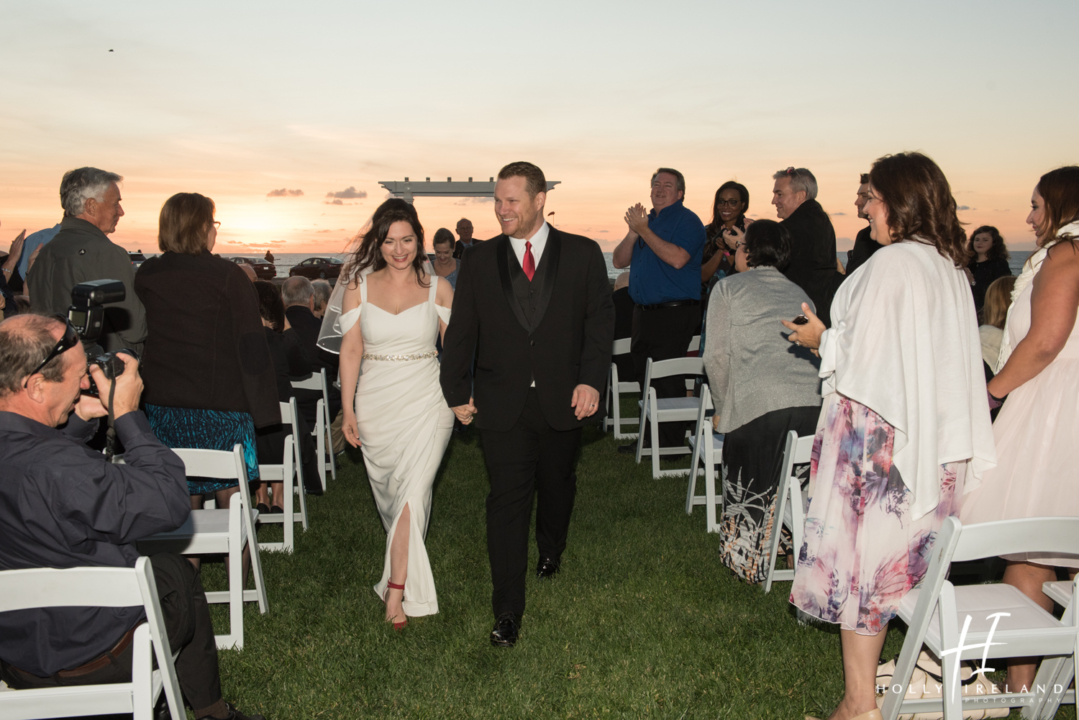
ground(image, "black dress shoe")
xmin=536 ymin=556 xmax=561 ymax=579
xmin=490 ymin=612 xmax=519 ymax=648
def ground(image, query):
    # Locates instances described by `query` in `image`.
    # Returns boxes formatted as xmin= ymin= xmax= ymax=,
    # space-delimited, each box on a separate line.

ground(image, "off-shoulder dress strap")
xmin=431 ymin=275 xmax=451 ymax=324
xmin=338 ymin=278 xmax=364 ymax=336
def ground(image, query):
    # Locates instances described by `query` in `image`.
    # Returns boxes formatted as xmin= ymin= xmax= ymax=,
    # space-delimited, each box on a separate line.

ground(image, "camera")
xmin=68 ymin=279 xmax=139 ymax=395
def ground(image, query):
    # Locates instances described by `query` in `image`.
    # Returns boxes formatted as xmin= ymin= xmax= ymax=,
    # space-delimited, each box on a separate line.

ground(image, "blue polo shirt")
xmin=628 ymin=200 xmax=706 ymax=305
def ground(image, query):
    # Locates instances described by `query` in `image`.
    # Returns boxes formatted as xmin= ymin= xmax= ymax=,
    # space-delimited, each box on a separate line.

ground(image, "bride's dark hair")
xmin=345 ymin=199 xmax=428 ymax=287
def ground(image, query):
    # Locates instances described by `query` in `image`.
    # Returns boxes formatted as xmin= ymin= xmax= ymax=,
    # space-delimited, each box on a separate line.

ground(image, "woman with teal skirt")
xmin=135 ymin=193 xmax=280 ymax=516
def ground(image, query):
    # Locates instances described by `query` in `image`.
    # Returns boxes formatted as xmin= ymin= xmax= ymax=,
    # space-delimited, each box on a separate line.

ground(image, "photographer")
xmin=0 ymin=314 xmax=266 ymax=720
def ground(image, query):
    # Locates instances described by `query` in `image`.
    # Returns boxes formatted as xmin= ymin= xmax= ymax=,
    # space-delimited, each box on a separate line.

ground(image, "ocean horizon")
xmin=233 ymin=250 xmax=1034 ymax=282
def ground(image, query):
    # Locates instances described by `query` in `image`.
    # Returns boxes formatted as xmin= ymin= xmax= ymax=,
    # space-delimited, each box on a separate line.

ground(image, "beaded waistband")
xmin=362 ymin=351 xmax=438 ymax=362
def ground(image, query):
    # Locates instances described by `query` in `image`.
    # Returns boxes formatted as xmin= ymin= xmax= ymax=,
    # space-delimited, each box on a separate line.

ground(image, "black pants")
xmin=480 ymin=389 xmax=582 ymax=620
xmin=0 ymin=553 xmax=226 ymax=719
xmin=630 ymin=303 xmax=701 ymax=447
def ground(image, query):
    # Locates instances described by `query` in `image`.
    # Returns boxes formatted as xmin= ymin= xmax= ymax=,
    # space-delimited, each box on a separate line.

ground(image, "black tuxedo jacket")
xmin=440 ymin=227 xmax=615 ymax=432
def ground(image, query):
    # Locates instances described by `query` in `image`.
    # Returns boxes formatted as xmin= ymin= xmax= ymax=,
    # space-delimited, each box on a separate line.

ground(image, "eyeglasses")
xmin=23 ymin=317 xmax=81 ymax=388
xmin=716 ymin=198 xmax=742 ymax=207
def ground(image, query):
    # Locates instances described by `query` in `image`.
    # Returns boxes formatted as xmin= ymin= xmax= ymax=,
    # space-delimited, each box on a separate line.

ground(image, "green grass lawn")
xmin=197 ymin=408 xmax=1076 ymax=719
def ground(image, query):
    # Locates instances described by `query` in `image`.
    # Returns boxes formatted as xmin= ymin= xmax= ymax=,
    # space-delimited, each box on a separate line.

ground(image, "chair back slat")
xmin=0 ymin=567 xmax=142 ymax=612
xmin=171 ymin=447 xmax=244 ymax=480
xmin=612 ymin=338 xmax=632 ymax=356
xmin=646 ymin=356 xmax=704 ymax=380
xmin=289 ymin=373 xmax=322 ymax=391
xmin=952 ymin=517 xmax=1079 ymax=563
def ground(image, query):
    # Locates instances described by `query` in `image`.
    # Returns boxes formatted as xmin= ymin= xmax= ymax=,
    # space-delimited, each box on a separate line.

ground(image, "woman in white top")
xmin=960 ymin=166 xmax=1079 ymax=692
xmin=785 ymin=153 xmax=995 ymax=720
xmin=337 ymin=199 xmax=455 ymax=630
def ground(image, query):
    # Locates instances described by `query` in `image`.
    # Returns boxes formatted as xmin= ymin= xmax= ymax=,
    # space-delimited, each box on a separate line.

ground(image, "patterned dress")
xmin=789 ymin=396 xmax=965 ymax=635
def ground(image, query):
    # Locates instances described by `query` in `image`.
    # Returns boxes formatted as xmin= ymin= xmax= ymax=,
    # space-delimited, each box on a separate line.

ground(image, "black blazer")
xmin=134 ymin=251 xmax=280 ymax=428
xmin=285 ymin=305 xmax=339 ymax=374
xmin=440 ymin=227 xmax=615 ymax=432
xmin=780 ymin=199 xmax=841 ymax=327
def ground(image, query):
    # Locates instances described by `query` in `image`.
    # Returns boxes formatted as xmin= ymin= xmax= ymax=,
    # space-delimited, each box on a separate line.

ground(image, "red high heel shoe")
xmin=385 ymin=581 xmax=407 ymax=631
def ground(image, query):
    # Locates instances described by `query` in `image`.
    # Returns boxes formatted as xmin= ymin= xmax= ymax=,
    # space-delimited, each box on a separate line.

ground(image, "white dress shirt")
xmin=508 ymin=222 xmax=549 ymax=271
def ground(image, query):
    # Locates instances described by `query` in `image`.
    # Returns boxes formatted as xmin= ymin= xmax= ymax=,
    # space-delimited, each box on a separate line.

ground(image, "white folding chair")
xmin=634 ymin=356 xmax=705 ymax=479
xmin=685 ymin=335 xmax=702 ymax=391
xmin=762 ymin=431 xmax=815 ymax=594
xmin=881 ymin=517 xmax=1079 ymax=720
xmin=137 ymin=445 xmax=268 ymax=650
xmin=685 ymin=384 xmax=724 ymax=533
xmin=1032 ymin=579 xmax=1078 ymax=719
xmin=0 ymin=557 xmax=184 ymax=720
xmin=258 ymin=398 xmax=310 ymax=554
xmin=603 ymin=338 xmax=640 ymax=439
xmin=291 ymin=368 xmax=336 ymax=491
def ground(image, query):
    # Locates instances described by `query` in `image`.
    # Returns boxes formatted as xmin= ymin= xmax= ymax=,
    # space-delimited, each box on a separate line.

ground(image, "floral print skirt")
xmin=789 ymin=395 xmax=965 ymax=635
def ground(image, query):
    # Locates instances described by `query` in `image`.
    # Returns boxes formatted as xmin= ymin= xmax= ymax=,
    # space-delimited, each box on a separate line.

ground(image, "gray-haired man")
xmin=28 ymin=167 xmax=147 ymax=352
xmin=771 ymin=166 xmax=840 ymax=327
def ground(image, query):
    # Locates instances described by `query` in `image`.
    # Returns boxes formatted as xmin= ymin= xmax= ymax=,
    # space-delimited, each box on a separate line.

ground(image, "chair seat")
xmin=899 ymin=583 xmax=1068 ymax=659
xmin=1044 ymin=580 xmax=1073 ymax=607
xmin=686 ymin=432 xmax=724 ymax=453
xmin=640 ymin=396 xmax=701 ymax=423
xmin=136 ymin=509 xmax=254 ymax=555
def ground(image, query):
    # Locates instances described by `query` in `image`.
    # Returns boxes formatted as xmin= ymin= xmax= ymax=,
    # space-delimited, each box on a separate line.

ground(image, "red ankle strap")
xmin=387 ymin=581 xmax=405 ymax=590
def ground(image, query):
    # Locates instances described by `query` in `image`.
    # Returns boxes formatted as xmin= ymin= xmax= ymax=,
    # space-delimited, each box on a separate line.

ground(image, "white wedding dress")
xmin=339 ymin=276 xmax=454 ymax=616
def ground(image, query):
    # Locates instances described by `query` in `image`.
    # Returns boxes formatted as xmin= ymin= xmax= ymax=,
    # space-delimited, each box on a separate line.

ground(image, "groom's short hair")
xmin=497 ymin=162 xmax=547 ymax=199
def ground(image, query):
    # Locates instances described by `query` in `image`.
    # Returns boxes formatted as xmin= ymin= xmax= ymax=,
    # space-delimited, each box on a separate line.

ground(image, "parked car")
xmin=128 ymin=251 xmax=148 ymax=269
xmin=289 ymin=256 xmax=343 ymax=280
xmin=229 ymin=256 xmax=276 ymax=279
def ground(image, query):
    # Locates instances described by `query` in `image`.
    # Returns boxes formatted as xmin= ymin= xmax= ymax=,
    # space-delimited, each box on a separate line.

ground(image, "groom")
xmin=440 ymin=161 xmax=615 ymax=648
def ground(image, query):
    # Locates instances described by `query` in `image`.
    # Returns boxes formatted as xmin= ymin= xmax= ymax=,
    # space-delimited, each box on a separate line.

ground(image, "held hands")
xmin=781 ymin=302 xmax=825 ymax=357
xmin=452 ymin=397 xmax=477 ymax=425
xmin=571 ymin=384 xmax=600 ymax=420
xmin=624 ymin=203 xmax=649 ymax=235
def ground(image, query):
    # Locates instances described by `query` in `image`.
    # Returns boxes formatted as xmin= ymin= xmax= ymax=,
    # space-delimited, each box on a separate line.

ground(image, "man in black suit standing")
xmin=772 ymin=166 xmax=841 ymax=327
xmin=441 ymin=161 xmax=614 ymax=648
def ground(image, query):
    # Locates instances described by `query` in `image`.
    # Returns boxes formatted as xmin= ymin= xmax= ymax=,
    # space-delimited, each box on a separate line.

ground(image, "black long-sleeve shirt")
xmin=0 ymin=410 xmax=188 ymax=677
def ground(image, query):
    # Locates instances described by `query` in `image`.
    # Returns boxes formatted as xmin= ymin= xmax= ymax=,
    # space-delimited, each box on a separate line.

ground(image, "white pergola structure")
xmin=378 ymin=177 xmax=560 ymax=202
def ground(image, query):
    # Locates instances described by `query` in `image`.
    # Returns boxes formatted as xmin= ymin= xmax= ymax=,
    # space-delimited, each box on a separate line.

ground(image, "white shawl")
xmin=819 ymin=241 xmax=996 ymax=520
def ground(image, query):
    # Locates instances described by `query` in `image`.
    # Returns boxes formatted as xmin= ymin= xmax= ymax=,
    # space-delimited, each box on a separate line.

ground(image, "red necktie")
xmin=523 ymin=241 xmax=536 ymax=281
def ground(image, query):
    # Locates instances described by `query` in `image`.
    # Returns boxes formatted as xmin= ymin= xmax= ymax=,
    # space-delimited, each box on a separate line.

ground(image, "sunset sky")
xmin=2 ymin=1 xmax=1075 ymax=256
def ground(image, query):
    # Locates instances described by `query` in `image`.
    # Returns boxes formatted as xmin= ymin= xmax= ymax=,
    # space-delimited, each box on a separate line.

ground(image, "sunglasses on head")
xmin=23 ymin=317 xmax=81 ymax=388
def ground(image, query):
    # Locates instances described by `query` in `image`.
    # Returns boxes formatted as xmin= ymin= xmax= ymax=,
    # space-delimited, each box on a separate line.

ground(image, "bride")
xmin=332 ymin=199 xmax=454 ymax=629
